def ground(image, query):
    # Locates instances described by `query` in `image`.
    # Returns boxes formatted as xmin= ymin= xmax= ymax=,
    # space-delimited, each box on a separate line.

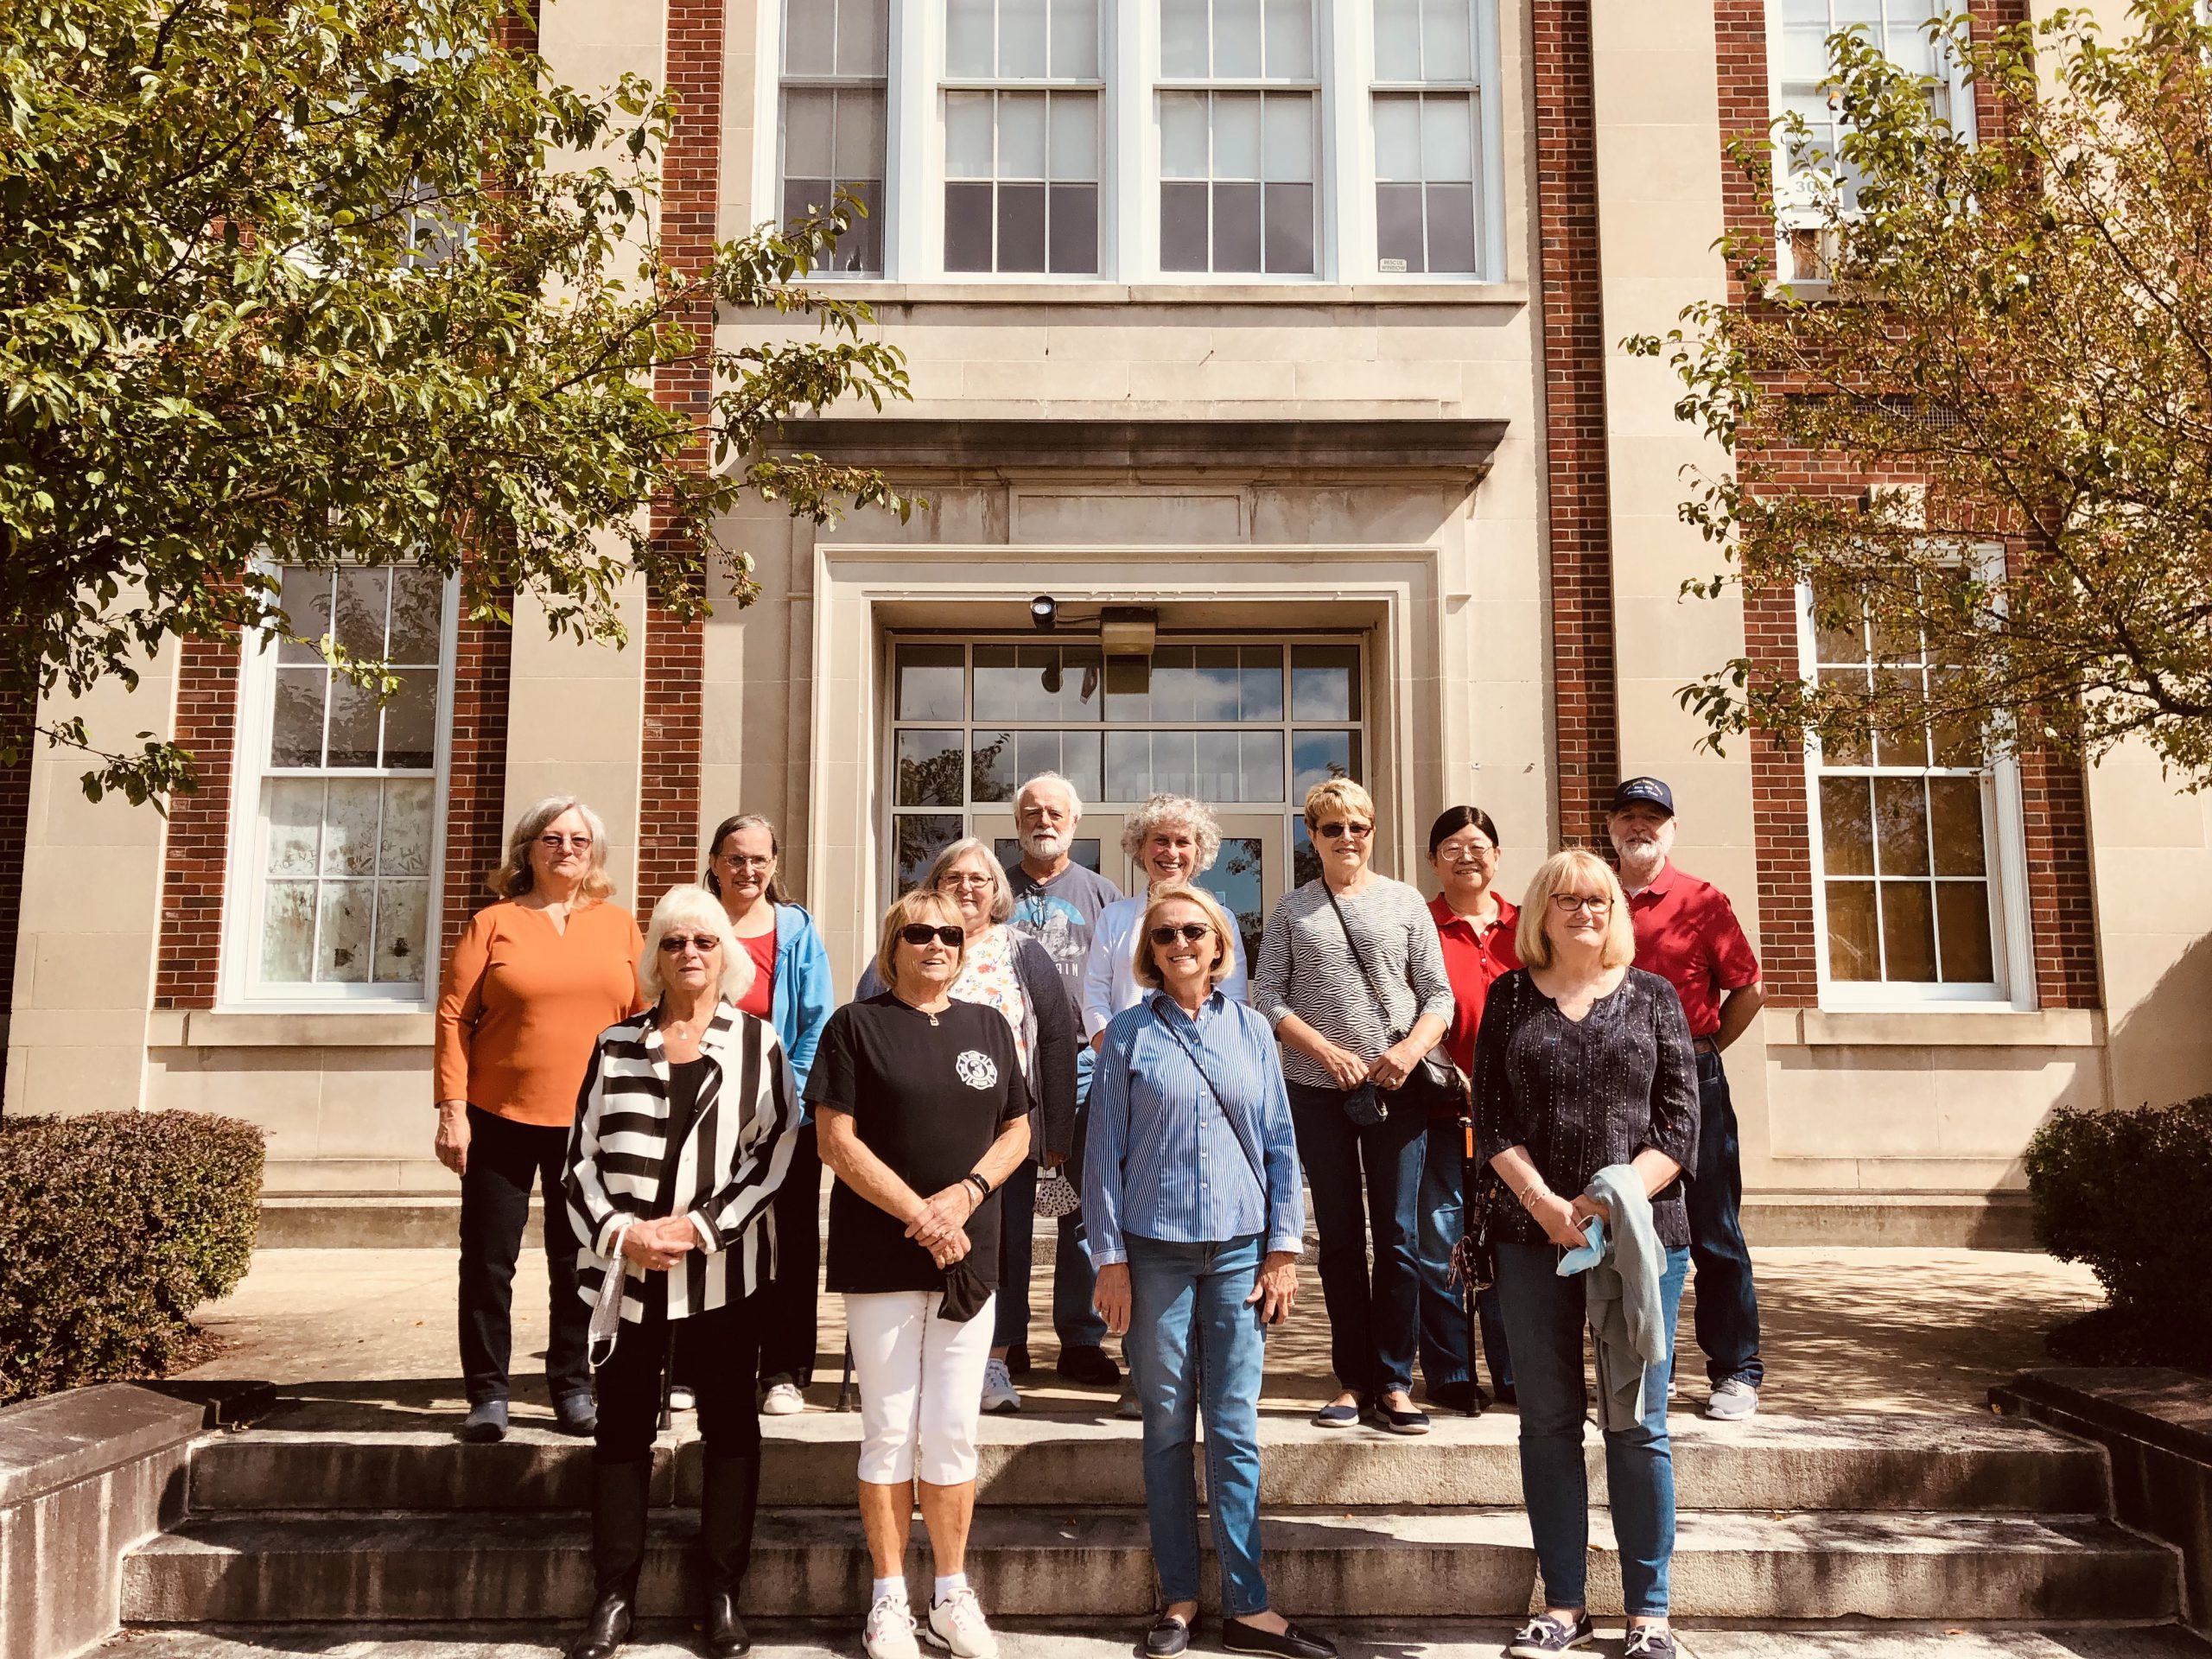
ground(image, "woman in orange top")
xmin=435 ymin=794 xmax=645 ymax=1443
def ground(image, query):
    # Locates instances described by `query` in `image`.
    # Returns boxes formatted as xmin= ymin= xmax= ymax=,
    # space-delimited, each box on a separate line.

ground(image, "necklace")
xmin=895 ymin=992 xmax=948 ymax=1027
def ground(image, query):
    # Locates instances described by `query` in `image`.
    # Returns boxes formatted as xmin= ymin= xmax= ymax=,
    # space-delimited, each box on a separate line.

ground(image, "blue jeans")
xmin=1414 ymin=1121 xmax=1514 ymax=1398
xmin=1287 ymin=1083 xmax=1427 ymax=1398
xmin=1494 ymin=1240 xmax=1688 ymax=1618
xmin=1055 ymin=1095 xmax=1109 ymax=1350
xmin=1125 ymin=1233 xmax=1270 ymax=1618
xmin=1688 ymin=1051 xmax=1763 ymax=1389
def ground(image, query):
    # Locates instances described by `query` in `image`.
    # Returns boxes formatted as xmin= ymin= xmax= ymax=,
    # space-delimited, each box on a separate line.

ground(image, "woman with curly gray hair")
xmin=1080 ymin=794 xmax=1251 ymax=1044
xmin=435 ymin=795 xmax=644 ymax=1444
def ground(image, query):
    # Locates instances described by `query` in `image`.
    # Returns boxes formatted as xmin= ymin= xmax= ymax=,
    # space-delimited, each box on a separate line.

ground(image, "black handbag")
xmin=1319 ymin=885 xmax=1456 ymax=1122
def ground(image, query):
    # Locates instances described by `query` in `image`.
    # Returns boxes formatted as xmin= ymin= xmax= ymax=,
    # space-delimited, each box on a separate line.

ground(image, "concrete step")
xmin=183 ymin=1410 xmax=2112 ymax=1516
xmin=122 ymin=1506 xmax=2178 ymax=1624
xmin=89 ymin=1621 xmax=2212 ymax=1659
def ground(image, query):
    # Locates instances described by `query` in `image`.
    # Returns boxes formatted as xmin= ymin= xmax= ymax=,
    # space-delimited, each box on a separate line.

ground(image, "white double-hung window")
xmin=1798 ymin=571 xmax=2034 ymax=1008
xmin=1157 ymin=0 xmax=1319 ymax=276
xmin=776 ymin=0 xmax=891 ymax=275
xmin=1370 ymin=0 xmax=1487 ymax=275
xmin=944 ymin=0 xmax=1105 ymax=274
xmin=225 ymin=565 xmax=455 ymax=1007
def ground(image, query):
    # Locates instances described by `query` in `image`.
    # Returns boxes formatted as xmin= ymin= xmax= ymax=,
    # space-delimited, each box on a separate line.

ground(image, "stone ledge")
xmin=1740 ymin=1191 xmax=2036 ymax=1249
xmin=146 ymin=1010 xmax=435 ymax=1048
xmin=0 ymin=1383 xmax=207 ymax=1510
xmin=741 ymin=280 xmax=1532 ymax=308
xmin=1781 ymin=1007 xmax=2106 ymax=1048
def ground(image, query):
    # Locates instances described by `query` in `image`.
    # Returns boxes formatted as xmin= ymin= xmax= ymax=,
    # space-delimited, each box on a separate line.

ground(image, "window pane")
xmin=947 ymin=92 xmax=995 ymax=177
xmin=1216 ymin=0 xmax=1262 ymax=75
xmin=1104 ymin=731 xmax=1150 ymax=802
xmin=1202 ymin=729 xmax=1249 ymax=798
xmin=1936 ymin=882 xmax=1995 ymax=983
xmin=1872 ymin=776 xmax=1929 ymax=875
xmin=1214 ymin=92 xmax=1262 ymax=175
xmin=1161 ymin=0 xmax=1209 ymax=74
xmin=1214 ymin=181 xmax=1263 ymax=270
xmin=1152 ymin=730 xmax=1198 ymax=798
xmin=1011 ymin=730 xmax=1062 ymax=790
xmin=785 ymin=0 xmax=835 ymax=74
xmin=1050 ymin=92 xmax=1098 ymax=178
xmin=1148 ymin=647 xmax=1199 ymax=719
xmin=1263 ymin=93 xmax=1313 ymax=180
xmin=327 ymin=676 xmax=381 ymax=768
xmin=834 ymin=87 xmax=887 ymax=177
xmin=1426 ymin=181 xmax=1478 ymax=271
xmin=266 ymin=779 xmax=323 ymax=877
xmin=1241 ymin=730 xmax=1285 ymax=801
xmin=1104 ymin=658 xmax=1152 ymax=720
xmin=836 ymin=178 xmax=884 ymax=272
xmin=999 ymin=92 xmax=1049 ymax=175
xmin=1292 ymin=645 xmax=1361 ymax=718
xmin=373 ymin=879 xmax=431 ymax=983
xmin=1263 ymin=181 xmax=1314 ymax=272
xmin=389 ymin=568 xmax=443 ymax=663
xmin=1421 ymin=93 xmax=1473 ymax=178
xmin=1376 ymin=95 xmax=1421 ymax=180
xmin=1161 ymin=181 xmax=1210 ymax=267
xmin=973 ymin=732 xmax=1018 ymax=803
xmin=1051 ymin=0 xmax=1100 ymax=76
xmin=335 ymin=569 xmax=388 ymax=659
xmin=1377 ymin=183 xmax=1425 ymax=269
xmin=1240 ymin=649 xmax=1283 ymax=718
xmin=946 ymin=181 xmax=996 ymax=270
xmin=784 ymin=89 xmax=836 ymax=175
xmin=1927 ymin=776 xmax=1986 ymax=875
xmin=318 ymin=882 xmax=372 ymax=982
xmin=261 ymin=881 xmax=317 ymax=982
xmin=1375 ymin=0 xmax=1421 ymax=78
xmin=1210 ymin=836 xmax=1267 ymax=965
xmin=836 ymin=0 xmax=889 ymax=73
xmin=897 ymin=815 xmax=964 ymax=894
xmin=1421 ymin=0 xmax=1473 ymax=79
xmin=1824 ymin=880 xmax=1880 ymax=980
xmin=278 ymin=568 xmax=333 ymax=664
xmin=1002 ymin=0 xmax=1048 ymax=74
xmin=379 ymin=779 xmax=435 ymax=876
xmin=784 ymin=175 xmax=833 ymax=227
xmin=898 ymin=731 xmax=966 ymax=806
xmin=1879 ymin=881 xmax=1937 ymax=982
xmin=1819 ymin=777 xmax=1875 ymax=874
xmin=1293 ymin=819 xmax=1321 ymax=887
xmin=1048 ymin=182 xmax=1099 ymax=273
xmin=1811 ymin=582 xmax=1866 ymax=665
xmin=948 ymin=0 xmax=995 ymax=74
xmin=1782 ymin=19 xmax=1831 ymax=84
xmin=381 ymin=669 xmax=436 ymax=769
xmin=322 ymin=780 xmax=381 ymax=876
xmin=998 ymin=181 xmax=1048 ymax=270
xmin=270 ymin=668 xmax=327 ymax=767
xmin=1160 ymin=92 xmax=1209 ymax=178
xmin=897 ymin=644 xmax=965 ymax=720
xmin=1194 ymin=646 xmax=1241 ymax=720
xmin=1293 ymin=730 xmax=1358 ymax=793
xmin=1263 ymin=0 xmax=1313 ymax=78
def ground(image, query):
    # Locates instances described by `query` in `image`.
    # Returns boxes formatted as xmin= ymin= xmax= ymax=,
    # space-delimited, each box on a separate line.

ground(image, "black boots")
xmin=700 ymin=1454 xmax=761 ymax=1657
xmin=568 ymin=1459 xmax=652 ymax=1659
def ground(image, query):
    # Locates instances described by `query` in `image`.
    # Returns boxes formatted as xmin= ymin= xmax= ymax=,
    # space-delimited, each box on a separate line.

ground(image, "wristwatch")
xmin=963 ymin=1171 xmax=993 ymax=1202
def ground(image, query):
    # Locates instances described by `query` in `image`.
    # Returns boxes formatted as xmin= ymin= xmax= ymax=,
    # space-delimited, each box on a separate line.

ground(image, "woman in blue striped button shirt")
xmin=1085 ymin=887 xmax=1334 ymax=1659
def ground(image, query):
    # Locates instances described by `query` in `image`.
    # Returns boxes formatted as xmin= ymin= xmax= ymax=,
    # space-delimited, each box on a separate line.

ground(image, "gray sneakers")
xmin=1705 ymin=1376 xmax=1759 ymax=1421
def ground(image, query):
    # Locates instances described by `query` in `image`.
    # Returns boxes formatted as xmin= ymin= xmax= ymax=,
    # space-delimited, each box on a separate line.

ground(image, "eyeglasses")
xmin=718 ymin=854 xmax=774 ymax=870
xmin=899 ymin=924 xmax=965 ymax=947
xmin=938 ymin=873 xmax=995 ymax=890
xmin=1437 ymin=841 xmax=1497 ymax=863
xmin=1550 ymin=893 xmax=1612 ymax=914
xmin=1316 ymin=821 xmax=1373 ymax=840
xmin=658 ymin=933 xmax=721 ymax=954
xmin=1148 ymin=922 xmax=1213 ymax=945
xmin=537 ymin=833 xmax=594 ymax=850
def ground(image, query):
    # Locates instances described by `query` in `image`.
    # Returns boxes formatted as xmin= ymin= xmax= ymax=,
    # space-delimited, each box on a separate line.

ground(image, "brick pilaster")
xmin=439 ymin=596 xmax=516 ymax=957
xmin=153 ymin=639 xmax=243 ymax=1008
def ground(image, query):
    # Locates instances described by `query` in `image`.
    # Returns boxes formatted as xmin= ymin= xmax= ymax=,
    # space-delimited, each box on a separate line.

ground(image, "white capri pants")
xmin=844 ymin=1289 xmax=997 ymax=1485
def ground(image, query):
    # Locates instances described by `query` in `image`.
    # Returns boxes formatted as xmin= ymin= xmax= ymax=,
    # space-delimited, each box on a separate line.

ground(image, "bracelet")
xmin=963 ymin=1172 xmax=993 ymax=1202
xmin=1516 ymin=1181 xmax=1551 ymax=1209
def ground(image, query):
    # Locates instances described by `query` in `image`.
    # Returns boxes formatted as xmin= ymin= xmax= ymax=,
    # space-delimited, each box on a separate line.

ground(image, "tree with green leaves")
xmin=1 ymin=0 xmax=909 ymax=804
xmin=1631 ymin=0 xmax=2212 ymax=785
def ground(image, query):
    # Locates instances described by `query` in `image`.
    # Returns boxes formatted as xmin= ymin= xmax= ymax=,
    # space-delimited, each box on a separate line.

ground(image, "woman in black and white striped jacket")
xmin=562 ymin=885 xmax=800 ymax=1659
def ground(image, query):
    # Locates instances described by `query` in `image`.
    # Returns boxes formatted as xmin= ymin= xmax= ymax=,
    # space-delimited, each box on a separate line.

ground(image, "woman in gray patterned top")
xmin=1250 ymin=779 xmax=1455 ymax=1434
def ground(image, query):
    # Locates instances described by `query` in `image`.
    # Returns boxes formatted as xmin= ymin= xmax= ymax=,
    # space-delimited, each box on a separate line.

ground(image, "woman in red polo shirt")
xmin=1420 ymin=806 xmax=1520 ymax=1411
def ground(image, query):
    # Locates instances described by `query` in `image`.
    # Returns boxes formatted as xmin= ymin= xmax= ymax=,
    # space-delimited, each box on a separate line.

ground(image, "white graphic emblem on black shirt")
xmin=955 ymin=1050 xmax=998 ymax=1090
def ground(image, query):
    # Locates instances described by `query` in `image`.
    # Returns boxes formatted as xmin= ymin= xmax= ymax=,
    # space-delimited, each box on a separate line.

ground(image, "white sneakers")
xmin=865 ymin=1594 xmax=922 ymax=1659
xmin=980 ymin=1357 xmax=1021 ymax=1415
xmin=925 ymin=1586 xmax=1001 ymax=1658
xmin=760 ymin=1382 xmax=804 ymax=1415
xmin=1706 ymin=1377 xmax=1759 ymax=1421
xmin=667 ymin=1386 xmax=696 ymax=1413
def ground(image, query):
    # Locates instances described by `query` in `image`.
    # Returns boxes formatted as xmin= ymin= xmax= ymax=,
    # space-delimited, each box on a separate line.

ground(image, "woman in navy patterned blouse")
xmin=1473 ymin=848 xmax=1699 ymax=1659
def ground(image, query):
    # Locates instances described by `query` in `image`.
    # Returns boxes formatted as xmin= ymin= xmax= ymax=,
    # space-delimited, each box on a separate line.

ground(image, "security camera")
xmin=1029 ymin=594 xmax=1058 ymax=632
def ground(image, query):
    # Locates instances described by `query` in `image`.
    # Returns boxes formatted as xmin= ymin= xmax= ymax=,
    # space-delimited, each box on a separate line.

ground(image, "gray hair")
xmin=1120 ymin=793 xmax=1223 ymax=874
xmin=638 ymin=885 xmax=756 ymax=1004
xmin=489 ymin=795 xmax=614 ymax=902
xmin=1015 ymin=771 xmax=1084 ymax=821
xmin=926 ymin=836 xmax=1014 ymax=924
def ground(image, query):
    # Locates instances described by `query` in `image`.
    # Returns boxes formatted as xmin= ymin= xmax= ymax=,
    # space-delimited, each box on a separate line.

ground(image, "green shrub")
xmin=2024 ymin=1096 xmax=2212 ymax=1332
xmin=0 ymin=1111 xmax=264 ymax=1405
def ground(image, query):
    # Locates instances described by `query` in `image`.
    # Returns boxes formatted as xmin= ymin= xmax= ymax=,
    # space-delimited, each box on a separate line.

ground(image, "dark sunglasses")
xmin=1148 ymin=922 xmax=1213 ymax=945
xmin=1317 ymin=821 xmax=1373 ymax=840
xmin=899 ymin=924 xmax=965 ymax=948
xmin=658 ymin=933 xmax=721 ymax=954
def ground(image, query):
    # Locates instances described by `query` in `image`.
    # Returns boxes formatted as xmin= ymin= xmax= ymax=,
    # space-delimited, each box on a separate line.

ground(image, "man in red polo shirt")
xmin=1610 ymin=776 xmax=1768 ymax=1421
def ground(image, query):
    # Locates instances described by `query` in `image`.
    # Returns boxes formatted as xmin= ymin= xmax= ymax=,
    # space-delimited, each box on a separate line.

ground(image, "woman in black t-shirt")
xmin=810 ymin=888 xmax=1033 ymax=1659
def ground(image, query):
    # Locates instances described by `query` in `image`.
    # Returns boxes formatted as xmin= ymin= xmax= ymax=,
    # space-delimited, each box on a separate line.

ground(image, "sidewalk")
xmin=181 ymin=1245 xmax=2104 ymax=1423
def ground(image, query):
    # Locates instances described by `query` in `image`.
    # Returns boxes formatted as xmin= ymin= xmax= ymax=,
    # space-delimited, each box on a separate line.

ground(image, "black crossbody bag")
xmin=1319 ymin=885 xmax=1459 ymax=1127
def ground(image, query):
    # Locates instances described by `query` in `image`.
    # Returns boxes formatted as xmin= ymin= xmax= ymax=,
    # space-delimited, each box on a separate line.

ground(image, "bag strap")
xmin=1148 ymin=1001 xmax=1268 ymax=1192
xmin=1321 ymin=884 xmax=1399 ymax=1033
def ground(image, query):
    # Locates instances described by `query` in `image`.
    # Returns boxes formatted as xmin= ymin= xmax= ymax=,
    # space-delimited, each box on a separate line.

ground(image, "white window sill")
xmin=148 ymin=1009 xmax=435 ymax=1048
xmin=1777 ymin=1007 xmax=2106 ymax=1049
xmin=746 ymin=279 xmax=1530 ymax=308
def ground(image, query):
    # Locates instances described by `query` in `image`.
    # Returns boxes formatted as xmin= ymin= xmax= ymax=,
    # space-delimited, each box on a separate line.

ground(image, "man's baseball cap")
xmin=1610 ymin=776 xmax=1675 ymax=817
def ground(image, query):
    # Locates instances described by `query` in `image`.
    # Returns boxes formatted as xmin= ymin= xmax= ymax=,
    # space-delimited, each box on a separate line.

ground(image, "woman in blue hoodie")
xmin=705 ymin=813 xmax=836 ymax=1414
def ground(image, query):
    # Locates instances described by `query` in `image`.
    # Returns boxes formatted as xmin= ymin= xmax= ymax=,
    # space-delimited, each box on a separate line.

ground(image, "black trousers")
xmin=755 ymin=1120 xmax=823 ymax=1388
xmin=594 ymin=1292 xmax=766 ymax=1462
xmin=457 ymin=1105 xmax=590 ymax=1408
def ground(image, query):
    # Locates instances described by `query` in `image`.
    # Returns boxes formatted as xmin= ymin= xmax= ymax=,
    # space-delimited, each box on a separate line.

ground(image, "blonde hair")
xmin=1121 ymin=794 xmax=1224 ymax=874
xmin=1130 ymin=885 xmax=1239 ymax=992
xmin=1302 ymin=778 xmax=1376 ymax=831
xmin=639 ymin=885 xmax=754 ymax=1003
xmin=925 ymin=836 xmax=1014 ymax=923
xmin=1516 ymin=849 xmax=1636 ymax=970
xmin=489 ymin=795 xmax=614 ymax=904
xmin=874 ymin=888 xmax=967 ymax=988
